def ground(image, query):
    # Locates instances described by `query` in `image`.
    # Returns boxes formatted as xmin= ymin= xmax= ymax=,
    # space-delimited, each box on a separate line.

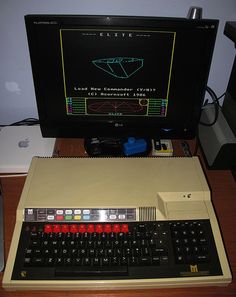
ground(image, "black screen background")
xmin=25 ymin=16 xmax=218 ymax=138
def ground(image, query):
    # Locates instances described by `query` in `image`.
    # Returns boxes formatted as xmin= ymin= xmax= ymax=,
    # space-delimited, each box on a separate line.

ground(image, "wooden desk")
xmin=1 ymin=139 xmax=236 ymax=297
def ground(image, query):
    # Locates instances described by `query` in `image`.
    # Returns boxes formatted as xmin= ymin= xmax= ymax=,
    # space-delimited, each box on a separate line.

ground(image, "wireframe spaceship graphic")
xmin=92 ymin=57 xmax=144 ymax=79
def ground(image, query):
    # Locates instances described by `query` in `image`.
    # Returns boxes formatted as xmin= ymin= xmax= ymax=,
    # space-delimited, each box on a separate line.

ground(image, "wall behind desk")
xmin=0 ymin=0 xmax=236 ymax=124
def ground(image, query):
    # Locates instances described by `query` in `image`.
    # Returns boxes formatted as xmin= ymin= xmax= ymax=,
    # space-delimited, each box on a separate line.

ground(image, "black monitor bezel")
xmin=25 ymin=14 xmax=218 ymax=139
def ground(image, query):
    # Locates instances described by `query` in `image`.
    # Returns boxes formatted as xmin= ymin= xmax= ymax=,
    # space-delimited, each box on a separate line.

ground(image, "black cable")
xmin=217 ymin=92 xmax=226 ymax=102
xmin=0 ymin=118 xmax=39 ymax=127
xmin=199 ymin=86 xmax=220 ymax=127
xmin=196 ymin=86 xmax=225 ymax=156
xmin=181 ymin=141 xmax=192 ymax=157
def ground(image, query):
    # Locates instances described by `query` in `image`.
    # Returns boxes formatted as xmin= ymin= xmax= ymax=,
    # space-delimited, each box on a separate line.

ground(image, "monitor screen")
xmin=25 ymin=15 xmax=218 ymax=139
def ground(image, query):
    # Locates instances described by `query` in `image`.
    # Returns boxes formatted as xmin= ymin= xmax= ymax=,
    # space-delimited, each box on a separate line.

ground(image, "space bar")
xmin=55 ymin=266 xmax=128 ymax=276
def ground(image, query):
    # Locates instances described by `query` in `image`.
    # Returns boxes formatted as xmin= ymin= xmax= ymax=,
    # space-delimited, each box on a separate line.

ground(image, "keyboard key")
xmin=160 ymin=255 xmax=169 ymax=264
xmin=23 ymin=257 xmax=31 ymax=266
xmin=102 ymin=257 xmax=109 ymax=266
xmin=55 ymin=257 xmax=63 ymax=266
xmin=93 ymin=258 xmax=100 ymax=266
xmin=152 ymin=247 xmax=167 ymax=256
xmin=74 ymin=258 xmax=82 ymax=266
xmin=152 ymin=256 xmax=160 ymax=265
xmin=130 ymin=256 xmax=139 ymax=266
xmin=196 ymin=254 xmax=210 ymax=263
xmin=32 ymin=257 xmax=44 ymax=266
xmin=140 ymin=256 xmax=152 ymax=265
xmin=83 ymin=257 xmax=91 ymax=266
xmin=176 ymin=254 xmax=185 ymax=264
xmin=55 ymin=266 xmax=128 ymax=276
xmin=111 ymin=256 xmax=120 ymax=266
xmin=45 ymin=257 xmax=54 ymax=266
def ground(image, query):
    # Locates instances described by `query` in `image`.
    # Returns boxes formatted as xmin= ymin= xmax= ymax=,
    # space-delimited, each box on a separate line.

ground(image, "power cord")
xmin=0 ymin=118 xmax=39 ymax=127
xmin=200 ymin=86 xmax=224 ymax=127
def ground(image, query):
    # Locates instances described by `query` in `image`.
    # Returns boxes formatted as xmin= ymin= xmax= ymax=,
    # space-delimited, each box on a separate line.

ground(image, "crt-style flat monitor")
xmin=25 ymin=15 xmax=218 ymax=139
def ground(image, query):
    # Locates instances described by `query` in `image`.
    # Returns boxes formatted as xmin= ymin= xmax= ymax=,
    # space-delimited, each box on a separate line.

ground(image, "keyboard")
xmin=12 ymin=219 xmax=222 ymax=280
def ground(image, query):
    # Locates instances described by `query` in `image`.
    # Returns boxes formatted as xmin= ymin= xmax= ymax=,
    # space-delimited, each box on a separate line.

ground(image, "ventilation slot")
xmin=139 ymin=207 xmax=156 ymax=221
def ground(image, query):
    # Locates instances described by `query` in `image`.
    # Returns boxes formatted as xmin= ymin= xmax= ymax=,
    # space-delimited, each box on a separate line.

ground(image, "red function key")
xmin=121 ymin=224 xmax=129 ymax=233
xmin=44 ymin=224 xmax=53 ymax=233
xmin=70 ymin=224 xmax=79 ymax=233
xmin=104 ymin=224 xmax=112 ymax=233
xmin=112 ymin=224 xmax=121 ymax=233
xmin=53 ymin=224 xmax=61 ymax=233
xmin=87 ymin=224 xmax=95 ymax=233
xmin=61 ymin=224 xmax=69 ymax=233
xmin=78 ymin=224 xmax=86 ymax=233
xmin=95 ymin=224 xmax=103 ymax=233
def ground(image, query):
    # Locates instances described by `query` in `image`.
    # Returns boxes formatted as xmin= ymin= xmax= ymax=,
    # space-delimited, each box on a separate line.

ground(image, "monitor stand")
xmin=84 ymin=137 xmax=152 ymax=157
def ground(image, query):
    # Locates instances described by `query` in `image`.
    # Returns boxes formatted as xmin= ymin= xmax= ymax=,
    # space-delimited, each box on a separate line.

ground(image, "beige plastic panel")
xmin=2 ymin=157 xmax=232 ymax=290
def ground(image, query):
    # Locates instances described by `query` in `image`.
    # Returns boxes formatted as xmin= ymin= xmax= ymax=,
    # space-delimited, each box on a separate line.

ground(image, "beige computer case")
xmin=3 ymin=156 xmax=232 ymax=290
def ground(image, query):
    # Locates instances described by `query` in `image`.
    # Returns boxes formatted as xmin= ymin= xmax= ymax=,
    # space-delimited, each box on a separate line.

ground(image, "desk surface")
xmin=0 ymin=139 xmax=236 ymax=297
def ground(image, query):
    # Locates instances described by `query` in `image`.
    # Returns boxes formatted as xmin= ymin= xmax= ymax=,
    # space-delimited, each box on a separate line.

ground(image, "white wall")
xmin=0 ymin=0 xmax=236 ymax=124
